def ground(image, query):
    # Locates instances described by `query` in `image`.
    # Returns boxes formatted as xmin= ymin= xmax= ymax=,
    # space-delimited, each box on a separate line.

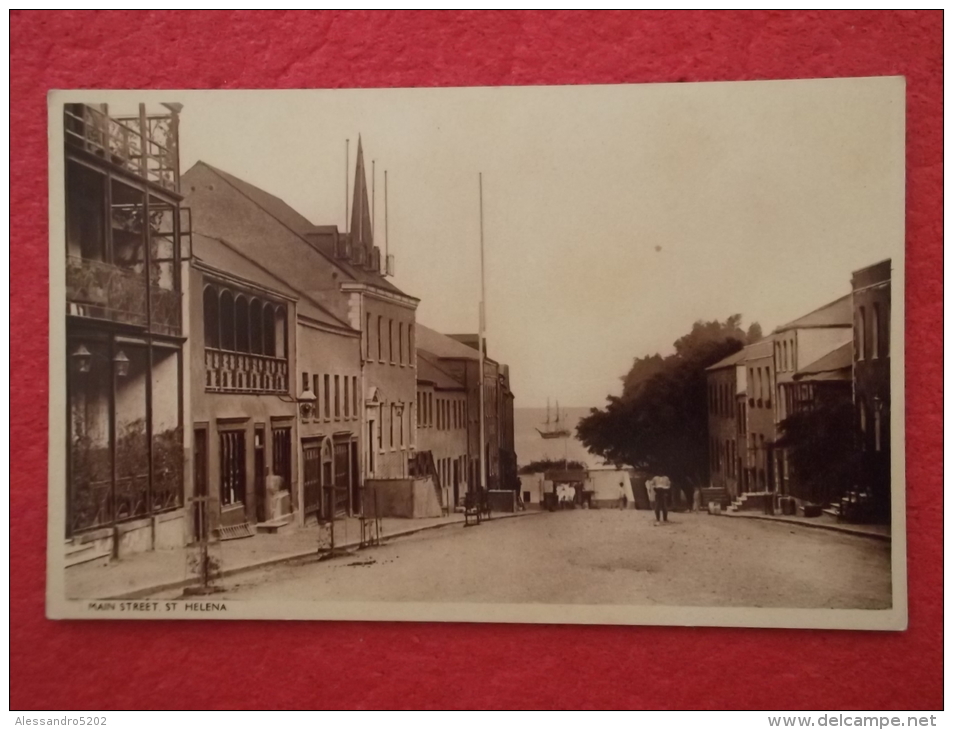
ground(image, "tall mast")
xmin=345 ymin=139 xmax=350 ymax=236
xmin=478 ymin=172 xmax=487 ymax=493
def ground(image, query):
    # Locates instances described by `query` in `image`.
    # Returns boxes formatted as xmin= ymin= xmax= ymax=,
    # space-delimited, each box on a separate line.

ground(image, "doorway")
xmin=254 ymin=425 xmax=266 ymax=522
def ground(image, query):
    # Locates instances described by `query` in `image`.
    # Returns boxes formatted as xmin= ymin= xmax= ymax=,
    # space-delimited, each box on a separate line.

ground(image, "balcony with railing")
xmin=64 ymin=103 xmax=179 ymax=194
xmin=66 ymin=256 xmax=182 ymax=336
xmin=205 ymin=349 xmax=289 ymax=394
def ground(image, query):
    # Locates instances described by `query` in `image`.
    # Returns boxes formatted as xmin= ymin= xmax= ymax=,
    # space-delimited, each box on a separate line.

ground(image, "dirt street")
xmin=215 ymin=509 xmax=891 ymax=609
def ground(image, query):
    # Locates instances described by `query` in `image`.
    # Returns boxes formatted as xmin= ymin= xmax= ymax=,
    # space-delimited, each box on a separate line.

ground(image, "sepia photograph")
xmin=47 ymin=77 xmax=906 ymax=629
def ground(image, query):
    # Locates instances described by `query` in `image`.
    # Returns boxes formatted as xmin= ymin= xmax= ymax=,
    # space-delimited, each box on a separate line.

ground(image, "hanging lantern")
xmin=298 ymin=386 xmax=317 ymax=420
xmin=113 ymin=350 xmax=130 ymax=378
xmin=71 ymin=344 xmax=92 ymax=374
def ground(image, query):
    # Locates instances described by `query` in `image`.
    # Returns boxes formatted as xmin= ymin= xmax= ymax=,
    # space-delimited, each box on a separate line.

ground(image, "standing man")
xmin=645 ymin=477 xmax=656 ymax=520
xmin=617 ymin=480 xmax=627 ymax=510
xmin=653 ymin=475 xmax=671 ymax=525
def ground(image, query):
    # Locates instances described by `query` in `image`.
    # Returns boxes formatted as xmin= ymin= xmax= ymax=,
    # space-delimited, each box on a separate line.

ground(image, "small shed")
xmin=585 ymin=468 xmax=636 ymax=508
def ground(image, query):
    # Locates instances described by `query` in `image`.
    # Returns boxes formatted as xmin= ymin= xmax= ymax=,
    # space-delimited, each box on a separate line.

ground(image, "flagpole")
xmin=478 ymin=172 xmax=487 ymax=494
xmin=345 ymin=139 xmax=350 ymax=236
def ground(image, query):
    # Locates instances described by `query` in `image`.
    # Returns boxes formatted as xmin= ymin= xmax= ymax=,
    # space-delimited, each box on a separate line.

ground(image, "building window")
xmin=377 ymin=414 xmax=383 ymax=453
xmin=344 ymin=377 xmax=350 ymax=418
xmin=334 ymin=375 xmax=341 ymax=419
xmin=390 ymin=404 xmax=395 ymax=448
xmin=324 ymin=375 xmax=331 ymax=419
xmin=377 ymin=315 xmax=383 ymax=361
xmin=859 ymin=401 xmax=868 ymax=451
xmin=365 ymin=312 xmax=371 ymax=360
xmin=301 ymin=372 xmax=309 ymax=393
xmin=399 ymin=323 xmax=404 ymax=365
xmin=389 ymin=320 xmax=395 ymax=364
xmin=352 ymin=376 xmax=358 ymax=418
xmin=872 ymin=304 xmax=881 ymax=359
xmin=856 ymin=307 xmax=866 ymax=361
xmin=400 ymin=405 xmax=405 ymax=447
xmin=219 ymin=429 xmax=246 ymax=507
xmin=409 ymin=325 xmax=415 ymax=366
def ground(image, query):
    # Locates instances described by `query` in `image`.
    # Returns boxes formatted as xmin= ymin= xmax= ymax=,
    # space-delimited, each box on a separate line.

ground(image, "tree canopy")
xmin=775 ymin=393 xmax=857 ymax=506
xmin=577 ymin=315 xmax=757 ymax=502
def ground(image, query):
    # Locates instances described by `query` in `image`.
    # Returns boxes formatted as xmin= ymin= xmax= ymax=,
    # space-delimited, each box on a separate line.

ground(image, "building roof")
xmin=192 ymin=232 xmax=355 ymax=331
xmin=774 ymin=294 xmax=852 ymax=333
xmin=743 ymin=334 xmax=775 ymax=361
xmin=793 ymin=340 xmax=853 ymax=382
xmin=705 ymin=348 xmax=746 ymax=372
xmin=194 ymin=161 xmax=410 ymax=298
xmin=417 ymin=324 xmax=493 ymax=362
xmin=416 ymin=351 xmax=465 ymax=390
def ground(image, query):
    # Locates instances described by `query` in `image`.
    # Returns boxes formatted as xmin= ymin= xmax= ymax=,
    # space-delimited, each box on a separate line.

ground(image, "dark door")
xmin=303 ymin=441 xmax=321 ymax=519
xmin=453 ymin=459 xmax=460 ymax=507
xmin=272 ymin=426 xmax=292 ymax=493
xmin=349 ymin=441 xmax=360 ymax=514
xmin=333 ymin=441 xmax=350 ymax=517
xmin=219 ymin=430 xmax=247 ymax=520
xmin=193 ymin=427 xmax=208 ymax=541
xmin=254 ymin=425 xmax=266 ymax=522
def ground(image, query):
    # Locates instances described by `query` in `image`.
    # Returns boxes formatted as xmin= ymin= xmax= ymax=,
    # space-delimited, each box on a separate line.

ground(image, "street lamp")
xmin=71 ymin=344 xmax=130 ymax=378
xmin=297 ymin=385 xmax=317 ymax=420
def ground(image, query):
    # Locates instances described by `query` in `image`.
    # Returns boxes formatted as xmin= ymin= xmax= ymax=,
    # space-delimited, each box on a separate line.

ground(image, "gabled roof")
xmin=793 ymin=341 xmax=852 ymax=382
xmin=775 ymin=294 xmax=852 ymax=333
xmin=192 ymin=232 xmax=355 ymax=331
xmin=193 ymin=161 xmax=409 ymax=298
xmin=705 ymin=348 xmax=746 ymax=372
xmin=417 ymin=351 xmax=465 ymax=390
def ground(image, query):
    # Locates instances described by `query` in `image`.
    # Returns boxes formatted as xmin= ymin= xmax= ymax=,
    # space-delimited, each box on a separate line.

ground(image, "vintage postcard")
xmin=47 ymin=78 xmax=906 ymax=629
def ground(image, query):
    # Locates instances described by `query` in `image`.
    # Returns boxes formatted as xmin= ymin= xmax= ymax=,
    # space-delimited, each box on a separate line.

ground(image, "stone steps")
xmin=255 ymin=518 xmax=293 ymax=535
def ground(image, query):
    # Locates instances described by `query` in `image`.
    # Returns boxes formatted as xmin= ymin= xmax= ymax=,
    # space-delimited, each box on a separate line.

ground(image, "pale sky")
xmin=156 ymin=78 xmax=902 ymax=409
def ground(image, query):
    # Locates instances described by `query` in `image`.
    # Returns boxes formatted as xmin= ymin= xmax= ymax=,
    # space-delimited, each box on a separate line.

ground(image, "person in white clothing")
xmin=653 ymin=475 xmax=671 ymax=524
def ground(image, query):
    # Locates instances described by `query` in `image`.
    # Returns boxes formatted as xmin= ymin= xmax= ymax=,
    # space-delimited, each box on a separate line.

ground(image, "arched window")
xmin=203 ymin=286 xmax=219 ymax=348
xmin=871 ymin=304 xmax=881 ymax=359
xmin=856 ymin=307 xmax=866 ymax=361
xmin=235 ymin=296 xmax=250 ymax=353
xmin=220 ymin=290 xmax=235 ymax=351
xmin=249 ymin=298 xmax=263 ymax=354
xmin=275 ymin=306 xmax=287 ymax=359
xmin=263 ymin=304 xmax=276 ymax=357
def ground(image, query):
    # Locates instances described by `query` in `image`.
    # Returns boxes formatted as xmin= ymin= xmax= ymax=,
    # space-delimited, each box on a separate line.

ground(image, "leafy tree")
xmin=775 ymin=394 xmax=857 ymax=506
xmin=577 ymin=316 xmax=754 ymax=503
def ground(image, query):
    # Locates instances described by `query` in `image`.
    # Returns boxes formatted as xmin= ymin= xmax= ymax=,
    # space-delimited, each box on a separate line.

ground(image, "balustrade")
xmin=205 ymin=348 xmax=289 ymax=394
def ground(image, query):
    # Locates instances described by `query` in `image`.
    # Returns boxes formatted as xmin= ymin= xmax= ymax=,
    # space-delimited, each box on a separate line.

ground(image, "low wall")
xmin=366 ymin=478 xmax=443 ymax=519
xmin=73 ymin=510 xmax=187 ymax=558
xmin=488 ymin=490 xmax=517 ymax=513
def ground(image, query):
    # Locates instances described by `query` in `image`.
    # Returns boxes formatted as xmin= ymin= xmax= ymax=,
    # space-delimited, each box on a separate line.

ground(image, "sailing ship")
xmin=536 ymin=399 xmax=571 ymax=439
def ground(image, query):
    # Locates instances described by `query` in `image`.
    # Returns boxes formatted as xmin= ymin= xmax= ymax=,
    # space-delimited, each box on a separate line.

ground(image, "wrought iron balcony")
xmin=66 ymin=256 xmax=182 ymax=336
xmin=205 ymin=348 xmax=289 ymax=394
xmin=64 ymin=103 xmax=179 ymax=193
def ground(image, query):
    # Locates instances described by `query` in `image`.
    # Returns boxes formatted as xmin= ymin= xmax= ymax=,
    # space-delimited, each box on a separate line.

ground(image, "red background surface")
xmin=10 ymin=11 xmax=943 ymax=710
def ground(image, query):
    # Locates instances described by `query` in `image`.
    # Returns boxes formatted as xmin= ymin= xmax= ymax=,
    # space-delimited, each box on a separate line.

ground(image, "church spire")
xmin=350 ymin=135 xmax=374 ymax=252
